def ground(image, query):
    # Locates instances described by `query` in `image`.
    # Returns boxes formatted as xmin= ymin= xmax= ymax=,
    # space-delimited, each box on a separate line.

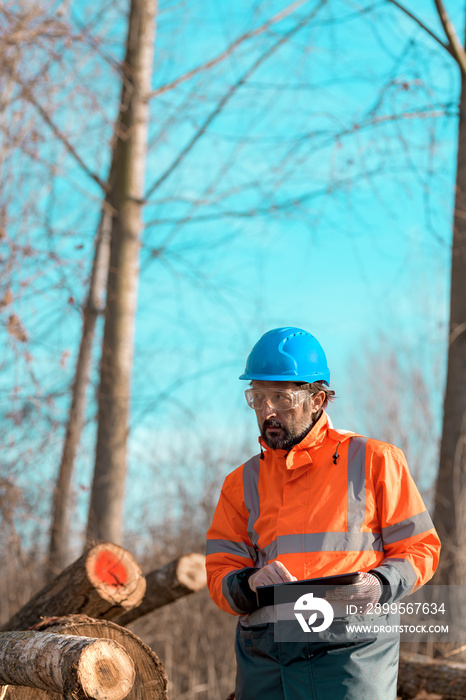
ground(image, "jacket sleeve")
xmin=368 ymin=442 xmax=441 ymax=603
xmin=206 ymin=465 xmax=259 ymax=615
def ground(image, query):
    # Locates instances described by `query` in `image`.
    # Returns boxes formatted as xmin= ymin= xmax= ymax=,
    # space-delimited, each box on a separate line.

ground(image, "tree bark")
xmin=9 ymin=615 xmax=169 ymax=700
xmin=48 ymin=210 xmax=111 ymax=577
xmin=433 ymin=20 xmax=466 ymax=592
xmin=0 ymin=630 xmax=135 ymax=700
xmin=86 ymin=0 xmax=157 ymax=545
xmin=397 ymin=651 xmax=466 ymax=699
xmin=115 ymin=553 xmax=207 ymax=626
xmin=3 ymin=543 xmax=146 ymax=631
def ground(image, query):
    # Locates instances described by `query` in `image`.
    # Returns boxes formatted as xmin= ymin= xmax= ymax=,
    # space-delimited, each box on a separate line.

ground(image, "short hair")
xmin=298 ymin=381 xmax=336 ymax=409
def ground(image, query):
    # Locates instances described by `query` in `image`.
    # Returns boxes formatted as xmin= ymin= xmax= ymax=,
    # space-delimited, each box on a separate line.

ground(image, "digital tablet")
xmin=255 ymin=571 xmax=361 ymax=608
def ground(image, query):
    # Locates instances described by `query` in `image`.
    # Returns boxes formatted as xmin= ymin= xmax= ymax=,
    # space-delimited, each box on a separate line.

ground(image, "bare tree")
xmin=386 ymin=0 xmax=466 ymax=591
xmin=48 ymin=212 xmax=111 ymax=573
xmin=429 ymin=3 xmax=466 ymax=590
xmin=86 ymin=0 xmax=157 ymax=544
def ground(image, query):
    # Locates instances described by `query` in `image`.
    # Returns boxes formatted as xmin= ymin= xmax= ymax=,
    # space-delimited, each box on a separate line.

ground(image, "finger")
xmin=269 ymin=561 xmax=295 ymax=582
xmin=249 ymin=569 xmax=281 ymax=591
xmin=250 ymin=562 xmax=297 ymax=591
xmin=266 ymin=569 xmax=290 ymax=585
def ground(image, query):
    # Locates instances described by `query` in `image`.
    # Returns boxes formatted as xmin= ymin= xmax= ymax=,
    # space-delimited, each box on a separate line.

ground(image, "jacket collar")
xmin=258 ymin=412 xmax=357 ymax=470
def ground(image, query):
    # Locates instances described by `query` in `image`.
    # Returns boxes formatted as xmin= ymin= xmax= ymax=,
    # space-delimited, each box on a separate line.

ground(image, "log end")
xmin=176 ymin=553 xmax=207 ymax=592
xmin=78 ymin=639 xmax=135 ymax=700
xmin=86 ymin=543 xmax=146 ymax=611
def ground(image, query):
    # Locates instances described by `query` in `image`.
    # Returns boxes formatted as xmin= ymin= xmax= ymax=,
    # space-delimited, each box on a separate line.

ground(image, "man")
xmin=206 ymin=327 xmax=440 ymax=700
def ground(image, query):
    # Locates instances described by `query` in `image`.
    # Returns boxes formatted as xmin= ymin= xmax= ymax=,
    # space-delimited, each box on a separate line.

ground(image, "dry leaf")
xmin=7 ymin=314 xmax=28 ymax=342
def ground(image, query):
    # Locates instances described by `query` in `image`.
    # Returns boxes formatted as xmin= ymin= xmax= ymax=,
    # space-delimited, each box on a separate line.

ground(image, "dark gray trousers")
xmin=235 ymin=622 xmax=399 ymax=700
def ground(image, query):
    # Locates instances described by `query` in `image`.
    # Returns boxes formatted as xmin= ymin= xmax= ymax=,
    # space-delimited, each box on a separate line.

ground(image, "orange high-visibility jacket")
xmin=206 ymin=412 xmax=440 ymax=617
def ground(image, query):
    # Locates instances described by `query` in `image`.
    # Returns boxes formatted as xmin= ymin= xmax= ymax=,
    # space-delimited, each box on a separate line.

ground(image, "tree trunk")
xmin=86 ymin=0 xmax=157 ymax=545
xmin=397 ymin=651 xmax=466 ymax=699
xmin=0 ymin=630 xmax=134 ymax=700
xmin=115 ymin=553 xmax=207 ymax=626
xmin=14 ymin=616 xmax=168 ymax=700
xmin=48 ymin=210 xmax=111 ymax=577
xmin=433 ymin=21 xmax=466 ymax=591
xmin=4 ymin=543 xmax=146 ymax=631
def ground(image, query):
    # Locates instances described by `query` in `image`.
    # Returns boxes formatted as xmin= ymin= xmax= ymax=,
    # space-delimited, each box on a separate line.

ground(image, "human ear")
xmin=311 ymin=391 xmax=326 ymax=412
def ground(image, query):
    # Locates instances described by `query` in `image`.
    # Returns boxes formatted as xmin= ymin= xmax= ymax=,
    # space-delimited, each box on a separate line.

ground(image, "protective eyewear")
xmin=245 ymin=387 xmax=313 ymax=411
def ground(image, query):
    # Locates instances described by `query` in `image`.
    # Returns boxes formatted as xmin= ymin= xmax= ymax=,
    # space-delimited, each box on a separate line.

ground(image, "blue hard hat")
xmin=239 ymin=327 xmax=330 ymax=384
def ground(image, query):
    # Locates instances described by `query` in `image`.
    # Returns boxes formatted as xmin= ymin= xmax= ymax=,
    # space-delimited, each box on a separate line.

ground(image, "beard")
xmin=260 ymin=417 xmax=316 ymax=451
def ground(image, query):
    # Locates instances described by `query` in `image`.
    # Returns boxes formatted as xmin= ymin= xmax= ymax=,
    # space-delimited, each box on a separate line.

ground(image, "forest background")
xmin=1 ymin=0 xmax=466 ymax=697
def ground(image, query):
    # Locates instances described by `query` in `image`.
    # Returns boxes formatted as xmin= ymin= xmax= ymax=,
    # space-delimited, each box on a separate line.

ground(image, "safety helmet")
xmin=239 ymin=327 xmax=330 ymax=384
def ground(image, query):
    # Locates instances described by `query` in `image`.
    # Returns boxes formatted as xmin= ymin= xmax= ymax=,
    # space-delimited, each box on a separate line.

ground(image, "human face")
xmin=251 ymin=380 xmax=325 ymax=450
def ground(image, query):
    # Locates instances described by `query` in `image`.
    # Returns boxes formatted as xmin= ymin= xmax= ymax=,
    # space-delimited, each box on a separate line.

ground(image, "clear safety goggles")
xmin=244 ymin=387 xmax=314 ymax=411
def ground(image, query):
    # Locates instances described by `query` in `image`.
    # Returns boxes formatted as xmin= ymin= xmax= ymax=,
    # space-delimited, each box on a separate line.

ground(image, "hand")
xmin=248 ymin=561 xmax=297 ymax=592
xmin=325 ymin=572 xmax=382 ymax=612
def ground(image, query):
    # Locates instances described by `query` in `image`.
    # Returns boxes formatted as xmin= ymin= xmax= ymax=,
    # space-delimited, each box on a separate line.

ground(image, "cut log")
xmin=0 ymin=630 xmax=134 ymax=700
xmin=225 ymin=652 xmax=466 ymax=700
xmin=397 ymin=652 xmax=466 ymax=699
xmin=115 ymin=553 xmax=206 ymax=626
xmin=3 ymin=543 xmax=146 ymax=631
xmin=0 ymin=615 xmax=168 ymax=700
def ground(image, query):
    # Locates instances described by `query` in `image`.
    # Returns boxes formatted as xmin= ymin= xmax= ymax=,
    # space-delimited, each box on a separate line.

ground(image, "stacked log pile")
xmin=0 ymin=543 xmax=207 ymax=699
xmin=7 ymin=543 xmax=464 ymax=700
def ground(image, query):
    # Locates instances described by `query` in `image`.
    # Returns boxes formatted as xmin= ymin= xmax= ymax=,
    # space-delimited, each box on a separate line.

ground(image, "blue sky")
xmin=2 ymin=0 xmax=462 ymax=545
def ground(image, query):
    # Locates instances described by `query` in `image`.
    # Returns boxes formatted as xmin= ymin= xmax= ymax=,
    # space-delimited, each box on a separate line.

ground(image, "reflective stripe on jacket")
xmin=206 ymin=412 xmax=440 ymax=617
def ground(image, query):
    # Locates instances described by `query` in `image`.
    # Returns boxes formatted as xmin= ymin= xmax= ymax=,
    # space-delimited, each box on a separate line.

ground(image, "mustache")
xmin=263 ymin=419 xmax=285 ymax=430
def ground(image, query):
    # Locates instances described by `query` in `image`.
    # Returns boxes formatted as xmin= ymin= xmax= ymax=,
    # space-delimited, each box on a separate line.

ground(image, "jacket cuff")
xmin=370 ymin=560 xmax=417 ymax=604
xmin=226 ymin=568 xmax=259 ymax=613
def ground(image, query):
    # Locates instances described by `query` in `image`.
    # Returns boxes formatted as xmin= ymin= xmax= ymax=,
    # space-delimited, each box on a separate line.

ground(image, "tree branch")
xmin=144 ymin=166 xmax=387 ymax=231
xmin=386 ymin=0 xmax=453 ymax=56
xmin=12 ymin=73 xmax=108 ymax=192
xmin=433 ymin=0 xmax=466 ymax=76
xmin=149 ymin=0 xmax=312 ymax=99
xmin=145 ymin=0 xmax=329 ymax=199
xmin=144 ymin=105 xmax=450 ymax=227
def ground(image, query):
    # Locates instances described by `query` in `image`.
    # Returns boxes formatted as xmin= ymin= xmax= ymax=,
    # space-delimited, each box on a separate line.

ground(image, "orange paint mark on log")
xmin=94 ymin=550 xmax=128 ymax=587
